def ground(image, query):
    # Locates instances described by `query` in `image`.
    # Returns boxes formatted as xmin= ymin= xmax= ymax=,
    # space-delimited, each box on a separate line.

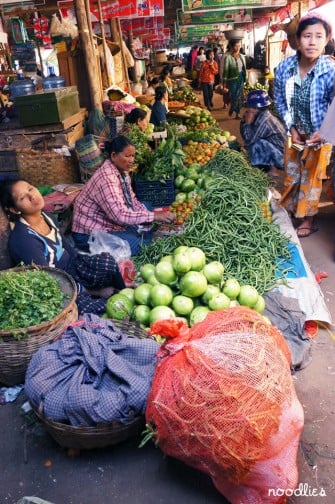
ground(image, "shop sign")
xmin=177 ymin=7 xmax=252 ymax=24
xmin=178 ymin=23 xmax=227 ymax=39
xmin=181 ymin=0 xmax=286 ymax=12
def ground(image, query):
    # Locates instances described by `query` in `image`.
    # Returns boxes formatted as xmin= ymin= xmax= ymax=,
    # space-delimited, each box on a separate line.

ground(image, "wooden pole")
xmin=84 ymin=0 xmax=94 ymax=50
xmin=109 ymin=18 xmax=119 ymax=43
xmin=74 ymin=0 xmax=102 ymax=110
xmin=117 ymin=17 xmax=131 ymax=92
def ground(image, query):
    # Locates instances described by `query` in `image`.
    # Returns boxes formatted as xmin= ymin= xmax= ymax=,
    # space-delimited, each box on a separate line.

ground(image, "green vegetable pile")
xmin=171 ymin=85 xmax=198 ymax=103
xmin=0 ymin=269 xmax=65 ymax=334
xmin=124 ymin=123 xmax=151 ymax=167
xmin=202 ymin=148 xmax=270 ymax=201
xmin=134 ymin=150 xmax=292 ymax=294
xmin=136 ymin=124 xmax=185 ymax=181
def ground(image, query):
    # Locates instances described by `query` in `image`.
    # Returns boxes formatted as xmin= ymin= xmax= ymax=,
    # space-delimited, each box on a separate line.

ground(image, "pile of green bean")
xmin=136 ymin=174 xmax=292 ymax=294
xmin=202 ymin=148 xmax=272 ymax=201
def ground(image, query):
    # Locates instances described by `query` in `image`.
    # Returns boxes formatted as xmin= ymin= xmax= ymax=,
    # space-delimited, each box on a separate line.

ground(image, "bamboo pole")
xmin=74 ymin=0 xmax=102 ymax=110
xmin=97 ymin=0 xmax=112 ymax=86
xmin=84 ymin=0 xmax=94 ymax=50
xmin=116 ymin=17 xmax=131 ymax=92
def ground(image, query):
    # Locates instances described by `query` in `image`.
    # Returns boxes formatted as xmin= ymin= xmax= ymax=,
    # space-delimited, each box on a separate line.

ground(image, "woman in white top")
xmin=145 ymin=77 xmax=160 ymax=96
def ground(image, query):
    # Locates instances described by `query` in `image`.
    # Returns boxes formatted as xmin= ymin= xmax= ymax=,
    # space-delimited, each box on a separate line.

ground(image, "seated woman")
xmin=145 ymin=77 xmax=160 ymax=96
xmin=159 ymin=66 xmax=173 ymax=94
xmin=71 ymin=135 xmax=175 ymax=256
xmin=0 ymin=179 xmax=126 ymax=314
xmin=240 ymin=90 xmax=286 ymax=177
xmin=124 ymin=107 xmax=149 ymax=132
xmin=150 ymin=85 xmax=169 ymax=128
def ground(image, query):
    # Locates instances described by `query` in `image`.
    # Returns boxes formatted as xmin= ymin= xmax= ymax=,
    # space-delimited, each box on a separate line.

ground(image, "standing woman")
xmin=223 ymin=39 xmax=247 ymax=119
xmin=195 ymin=47 xmax=206 ymax=89
xmin=199 ymin=48 xmax=218 ymax=111
xmin=274 ymin=13 xmax=335 ymax=238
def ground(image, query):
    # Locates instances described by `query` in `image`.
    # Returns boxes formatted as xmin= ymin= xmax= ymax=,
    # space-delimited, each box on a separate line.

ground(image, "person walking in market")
xmin=194 ymin=47 xmax=206 ymax=89
xmin=199 ymin=48 xmax=218 ymax=111
xmin=274 ymin=12 xmax=335 ymax=238
xmin=223 ymin=39 xmax=247 ymax=119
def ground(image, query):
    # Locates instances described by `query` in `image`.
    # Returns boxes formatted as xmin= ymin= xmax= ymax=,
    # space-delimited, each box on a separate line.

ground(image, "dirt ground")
xmin=0 ymin=91 xmax=335 ymax=504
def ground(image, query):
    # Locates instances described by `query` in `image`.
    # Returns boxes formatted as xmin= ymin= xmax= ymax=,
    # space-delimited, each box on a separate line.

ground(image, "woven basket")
xmin=32 ymin=318 xmax=149 ymax=449
xmin=16 ymin=148 xmax=80 ymax=186
xmin=33 ymin=407 xmax=145 ymax=449
xmin=135 ymin=94 xmax=154 ymax=106
xmin=0 ymin=266 xmax=78 ymax=386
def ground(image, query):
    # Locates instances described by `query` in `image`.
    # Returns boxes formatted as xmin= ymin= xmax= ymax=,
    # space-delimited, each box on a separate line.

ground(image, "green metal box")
xmin=15 ymin=86 xmax=80 ymax=127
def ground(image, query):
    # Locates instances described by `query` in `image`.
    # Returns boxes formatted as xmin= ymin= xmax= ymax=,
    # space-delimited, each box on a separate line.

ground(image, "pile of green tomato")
xmin=103 ymin=246 xmax=267 ymax=331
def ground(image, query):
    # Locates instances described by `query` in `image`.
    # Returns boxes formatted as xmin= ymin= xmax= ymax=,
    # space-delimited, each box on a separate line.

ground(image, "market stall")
xmin=0 ymin=2 xmax=334 ymax=503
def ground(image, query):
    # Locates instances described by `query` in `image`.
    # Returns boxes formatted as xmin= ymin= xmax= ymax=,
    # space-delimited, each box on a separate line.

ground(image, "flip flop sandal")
xmin=297 ymin=227 xmax=319 ymax=238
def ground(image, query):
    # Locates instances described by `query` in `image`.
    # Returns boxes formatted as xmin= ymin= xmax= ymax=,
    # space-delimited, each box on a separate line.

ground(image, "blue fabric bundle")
xmin=25 ymin=314 xmax=159 ymax=426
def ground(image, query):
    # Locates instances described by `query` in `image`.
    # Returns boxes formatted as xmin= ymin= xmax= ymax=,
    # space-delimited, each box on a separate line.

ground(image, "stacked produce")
xmin=171 ymin=85 xmax=199 ymax=104
xmin=134 ymin=149 xmax=291 ymax=294
xmin=104 ymin=245 xmax=266 ymax=331
xmin=184 ymin=105 xmax=217 ymax=129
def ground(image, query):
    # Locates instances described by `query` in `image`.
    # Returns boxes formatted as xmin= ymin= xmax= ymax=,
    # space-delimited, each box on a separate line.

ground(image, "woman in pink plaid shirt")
xmin=72 ymin=135 xmax=175 ymax=256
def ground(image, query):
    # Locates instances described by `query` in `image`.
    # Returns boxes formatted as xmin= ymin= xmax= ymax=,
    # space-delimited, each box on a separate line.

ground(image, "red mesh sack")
xmin=146 ymin=307 xmax=304 ymax=503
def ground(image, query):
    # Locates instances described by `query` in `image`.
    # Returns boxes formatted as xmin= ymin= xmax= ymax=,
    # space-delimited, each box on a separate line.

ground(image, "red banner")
xmin=121 ymin=17 xmax=164 ymax=34
xmin=58 ymin=0 xmax=164 ymax=20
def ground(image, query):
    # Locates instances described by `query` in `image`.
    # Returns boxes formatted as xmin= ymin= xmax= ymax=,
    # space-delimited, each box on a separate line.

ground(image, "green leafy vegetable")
xmin=0 ymin=270 xmax=65 ymax=335
xmin=136 ymin=124 xmax=185 ymax=181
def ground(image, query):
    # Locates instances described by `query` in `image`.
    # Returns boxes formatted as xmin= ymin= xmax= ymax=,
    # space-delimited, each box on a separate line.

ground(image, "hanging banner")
xmin=177 ymin=7 xmax=252 ymax=24
xmin=121 ymin=17 xmax=164 ymax=33
xmin=58 ymin=0 xmax=164 ymax=20
xmin=177 ymin=23 xmax=233 ymax=41
xmin=181 ymin=0 xmax=286 ymax=11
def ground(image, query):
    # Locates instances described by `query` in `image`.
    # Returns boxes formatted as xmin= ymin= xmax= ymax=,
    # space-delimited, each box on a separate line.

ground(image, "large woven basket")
xmin=33 ymin=408 xmax=145 ymax=450
xmin=0 ymin=266 xmax=78 ymax=386
xmin=32 ymin=318 xmax=149 ymax=449
xmin=16 ymin=148 xmax=80 ymax=186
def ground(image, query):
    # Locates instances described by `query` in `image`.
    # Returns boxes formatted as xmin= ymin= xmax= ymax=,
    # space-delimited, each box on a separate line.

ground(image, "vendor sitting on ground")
xmin=0 ymin=179 xmax=126 ymax=314
xmin=240 ymin=90 xmax=286 ymax=177
xmin=123 ymin=107 xmax=149 ymax=132
xmin=145 ymin=77 xmax=160 ymax=96
xmin=159 ymin=66 xmax=173 ymax=94
xmin=150 ymin=85 xmax=169 ymax=128
xmin=71 ymin=135 xmax=175 ymax=256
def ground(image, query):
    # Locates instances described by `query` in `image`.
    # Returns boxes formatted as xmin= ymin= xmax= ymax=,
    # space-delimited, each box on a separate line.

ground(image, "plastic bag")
xmin=88 ymin=230 xmax=131 ymax=262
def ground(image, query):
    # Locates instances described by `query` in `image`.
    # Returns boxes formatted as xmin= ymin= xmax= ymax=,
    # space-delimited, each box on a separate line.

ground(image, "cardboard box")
xmin=14 ymin=86 xmax=80 ymax=127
